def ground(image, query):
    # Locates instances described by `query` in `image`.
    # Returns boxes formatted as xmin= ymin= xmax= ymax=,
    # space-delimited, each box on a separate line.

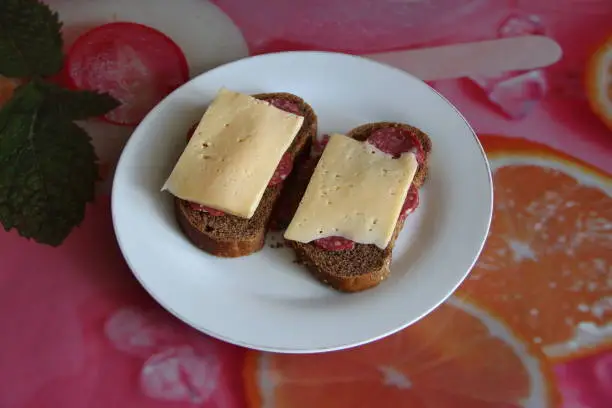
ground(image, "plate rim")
xmin=111 ymin=50 xmax=494 ymax=353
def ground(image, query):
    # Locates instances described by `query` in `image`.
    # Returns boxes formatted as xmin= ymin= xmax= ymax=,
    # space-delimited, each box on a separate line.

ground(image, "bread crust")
xmin=175 ymin=92 xmax=317 ymax=258
xmin=288 ymin=217 xmax=407 ymax=292
xmin=287 ymin=122 xmax=431 ymax=292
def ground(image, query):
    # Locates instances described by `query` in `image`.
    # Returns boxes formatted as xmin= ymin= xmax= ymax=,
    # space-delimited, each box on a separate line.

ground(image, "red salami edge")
xmin=267 ymin=98 xmax=302 ymax=115
xmin=367 ymin=127 xmax=425 ymax=162
xmin=269 ymin=153 xmax=294 ymax=186
xmin=314 ymin=236 xmax=356 ymax=251
xmin=399 ymin=185 xmax=420 ymax=222
xmin=187 ymin=202 xmax=225 ymax=216
xmin=312 ymin=134 xmax=330 ymax=157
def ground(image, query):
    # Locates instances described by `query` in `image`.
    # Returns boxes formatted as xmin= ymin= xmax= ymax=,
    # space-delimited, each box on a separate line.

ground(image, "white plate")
xmin=112 ymin=51 xmax=493 ymax=353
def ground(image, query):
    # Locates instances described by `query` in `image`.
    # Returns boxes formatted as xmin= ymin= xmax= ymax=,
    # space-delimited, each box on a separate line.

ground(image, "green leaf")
xmin=0 ymin=0 xmax=63 ymax=78
xmin=0 ymin=81 xmax=45 ymax=131
xmin=0 ymin=82 xmax=97 ymax=246
xmin=37 ymin=81 xmax=120 ymax=120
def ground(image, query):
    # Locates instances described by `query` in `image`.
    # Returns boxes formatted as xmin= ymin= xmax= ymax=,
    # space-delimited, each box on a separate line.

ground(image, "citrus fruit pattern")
xmin=64 ymin=22 xmax=189 ymax=126
xmin=586 ymin=33 xmax=612 ymax=131
xmin=244 ymin=297 xmax=559 ymax=408
xmin=459 ymin=135 xmax=612 ymax=362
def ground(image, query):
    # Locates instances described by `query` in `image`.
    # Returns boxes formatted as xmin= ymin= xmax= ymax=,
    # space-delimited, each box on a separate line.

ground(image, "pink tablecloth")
xmin=1 ymin=1 xmax=611 ymax=407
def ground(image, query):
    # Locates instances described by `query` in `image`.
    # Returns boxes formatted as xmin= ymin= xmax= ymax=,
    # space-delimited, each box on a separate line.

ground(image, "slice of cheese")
xmin=284 ymin=134 xmax=418 ymax=249
xmin=162 ymin=88 xmax=304 ymax=218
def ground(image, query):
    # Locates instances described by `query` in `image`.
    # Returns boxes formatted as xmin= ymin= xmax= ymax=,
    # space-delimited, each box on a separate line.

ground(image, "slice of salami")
xmin=187 ymin=202 xmax=225 ymax=216
xmin=399 ymin=185 xmax=420 ymax=222
xmin=312 ymin=133 xmax=331 ymax=157
xmin=64 ymin=22 xmax=189 ymax=126
xmin=267 ymin=98 xmax=302 ymax=115
xmin=314 ymin=236 xmax=356 ymax=251
xmin=367 ymin=127 xmax=425 ymax=163
xmin=268 ymin=153 xmax=293 ymax=186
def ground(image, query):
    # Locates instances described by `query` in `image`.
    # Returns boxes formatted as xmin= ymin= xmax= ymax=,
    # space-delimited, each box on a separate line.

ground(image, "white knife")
xmin=366 ymin=35 xmax=562 ymax=80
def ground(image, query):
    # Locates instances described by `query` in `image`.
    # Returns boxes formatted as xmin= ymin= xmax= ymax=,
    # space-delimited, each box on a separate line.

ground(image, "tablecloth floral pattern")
xmin=0 ymin=0 xmax=611 ymax=407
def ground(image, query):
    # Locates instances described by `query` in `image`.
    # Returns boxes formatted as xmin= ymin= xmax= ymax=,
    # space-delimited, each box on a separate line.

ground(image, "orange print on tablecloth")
xmin=586 ymin=33 xmax=612 ymax=132
xmin=244 ymin=298 xmax=559 ymax=408
xmin=459 ymin=135 xmax=612 ymax=363
xmin=0 ymin=76 xmax=18 ymax=106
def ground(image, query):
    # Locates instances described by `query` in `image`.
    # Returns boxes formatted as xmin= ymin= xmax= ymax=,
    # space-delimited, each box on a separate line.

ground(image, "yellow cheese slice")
xmin=162 ymin=88 xmax=304 ymax=218
xmin=284 ymin=134 xmax=418 ymax=249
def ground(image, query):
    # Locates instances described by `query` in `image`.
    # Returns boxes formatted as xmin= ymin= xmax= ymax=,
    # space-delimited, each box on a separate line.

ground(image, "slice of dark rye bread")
xmin=175 ymin=92 xmax=317 ymax=258
xmin=286 ymin=122 xmax=432 ymax=292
